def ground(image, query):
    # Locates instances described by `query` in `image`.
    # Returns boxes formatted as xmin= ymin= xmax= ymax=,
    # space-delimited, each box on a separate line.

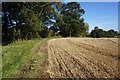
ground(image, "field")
xmin=2 ymin=37 xmax=59 ymax=78
xmin=2 ymin=38 xmax=119 ymax=78
xmin=46 ymin=38 xmax=119 ymax=78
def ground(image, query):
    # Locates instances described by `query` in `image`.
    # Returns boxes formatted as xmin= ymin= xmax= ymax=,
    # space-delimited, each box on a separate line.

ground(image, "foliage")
xmin=2 ymin=2 xmax=118 ymax=44
xmin=2 ymin=2 xmax=88 ymax=44
xmin=90 ymin=26 xmax=118 ymax=38
xmin=2 ymin=2 xmax=54 ymax=44
xmin=51 ymin=2 xmax=87 ymax=37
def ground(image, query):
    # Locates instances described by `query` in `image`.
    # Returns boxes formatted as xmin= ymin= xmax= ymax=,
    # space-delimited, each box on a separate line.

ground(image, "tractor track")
xmin=46 ymin=38 xmax=119 ymax=78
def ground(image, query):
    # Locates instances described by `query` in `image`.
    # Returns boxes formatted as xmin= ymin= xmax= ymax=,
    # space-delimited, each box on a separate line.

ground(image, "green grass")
xmin=2 ymin=37 xmax=60 ymax=78
xmin=0 ymin=45 xmax=2 ymax=79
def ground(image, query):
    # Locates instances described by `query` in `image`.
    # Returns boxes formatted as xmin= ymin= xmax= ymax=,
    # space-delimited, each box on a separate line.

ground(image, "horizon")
xmin=63 ymin=2 xmax=118 ymax=33
xmin=1 ymin=2 xmax=119 ymax=33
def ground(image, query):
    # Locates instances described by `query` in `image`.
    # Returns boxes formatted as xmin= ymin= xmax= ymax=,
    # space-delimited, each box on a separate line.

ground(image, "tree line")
xmin=90 ymin=26 xmax=118 ymax=38
xmin=2 ymin=2 xmax=119 ymax=44
xmin=2 ymin=2 xmax=89 ymax=44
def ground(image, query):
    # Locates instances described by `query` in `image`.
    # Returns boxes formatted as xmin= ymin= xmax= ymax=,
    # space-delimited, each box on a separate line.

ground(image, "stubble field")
xmin=45 ymin=38 xmax=119 ymax=78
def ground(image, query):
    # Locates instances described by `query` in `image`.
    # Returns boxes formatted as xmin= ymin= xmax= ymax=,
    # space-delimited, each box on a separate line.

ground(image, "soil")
xmin=13 ymin=38 xmax=119 ymax=78
xmin=46 ymin=38 xmax=119 ymax=78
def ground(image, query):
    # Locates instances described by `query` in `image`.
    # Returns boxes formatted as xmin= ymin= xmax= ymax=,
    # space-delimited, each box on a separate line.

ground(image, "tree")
xmin=90 ymin=26 xmax=118 ymax=38
xmin=81 ymin=22 xmax=89 ymax=37
xmin=90 ymin=26 xmax=101 ymax=38
xmin=106 ymin=29 xmax=118 ymax=38
xmin=51 ymin=2 xmax=86 ymax=37
xmin=2 ymin=2 xmax=23 ymax=43
xmin=2 ymin=2 xmax=54 ymax=44
xmin=2 ymin=2 xmax=88 ymax=44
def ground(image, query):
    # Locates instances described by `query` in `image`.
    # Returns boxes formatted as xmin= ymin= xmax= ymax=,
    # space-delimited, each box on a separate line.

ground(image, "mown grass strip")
xmin=2 ymin=37 xmax=60 ymax=78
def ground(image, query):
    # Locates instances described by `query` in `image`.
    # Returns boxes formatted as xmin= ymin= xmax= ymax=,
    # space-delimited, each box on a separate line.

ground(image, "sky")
xmin=1 ymin=1 xmax=119 ymax=33
xmin=80 ymin=2 xmax=118 ymax=32
xmin=63 ymin=0 xmax=119 ymax=2
xmin=63 ymin=1 xmax=118 ymax=32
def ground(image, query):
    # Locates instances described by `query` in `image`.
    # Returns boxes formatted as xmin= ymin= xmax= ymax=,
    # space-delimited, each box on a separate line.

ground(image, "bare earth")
xmin=45 ymin=38 xmax=119 ymax=78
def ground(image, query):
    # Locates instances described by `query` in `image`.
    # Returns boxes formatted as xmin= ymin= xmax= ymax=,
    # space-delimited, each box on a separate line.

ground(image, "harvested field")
xmin=45 ymin=38 xmax=119 ymax=78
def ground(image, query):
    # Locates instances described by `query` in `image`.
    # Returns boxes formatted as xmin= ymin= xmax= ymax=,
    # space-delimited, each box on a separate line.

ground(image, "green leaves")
xmin=2 ymin=2 xmax=88 ymax=44
xmin=3 ymin=2 xmax=55 ymax=44
xmin=90 ymin=27 xmax=118 ymax=38
xmin=53 ymin=2 xmax=86 ymax=37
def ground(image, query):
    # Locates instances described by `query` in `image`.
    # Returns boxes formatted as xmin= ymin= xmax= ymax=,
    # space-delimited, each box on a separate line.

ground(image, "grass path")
xmin=2 ymin=37 xmax=59 ymax=78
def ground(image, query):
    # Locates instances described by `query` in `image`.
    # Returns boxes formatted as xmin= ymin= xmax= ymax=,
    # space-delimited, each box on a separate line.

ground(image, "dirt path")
xmin=46 ymin=38 xmax=119 ymax=78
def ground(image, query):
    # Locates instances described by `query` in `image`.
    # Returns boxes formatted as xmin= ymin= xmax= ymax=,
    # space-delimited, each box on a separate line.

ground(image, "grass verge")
xmin=2 ymin=37 xmax=60 ymax=78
